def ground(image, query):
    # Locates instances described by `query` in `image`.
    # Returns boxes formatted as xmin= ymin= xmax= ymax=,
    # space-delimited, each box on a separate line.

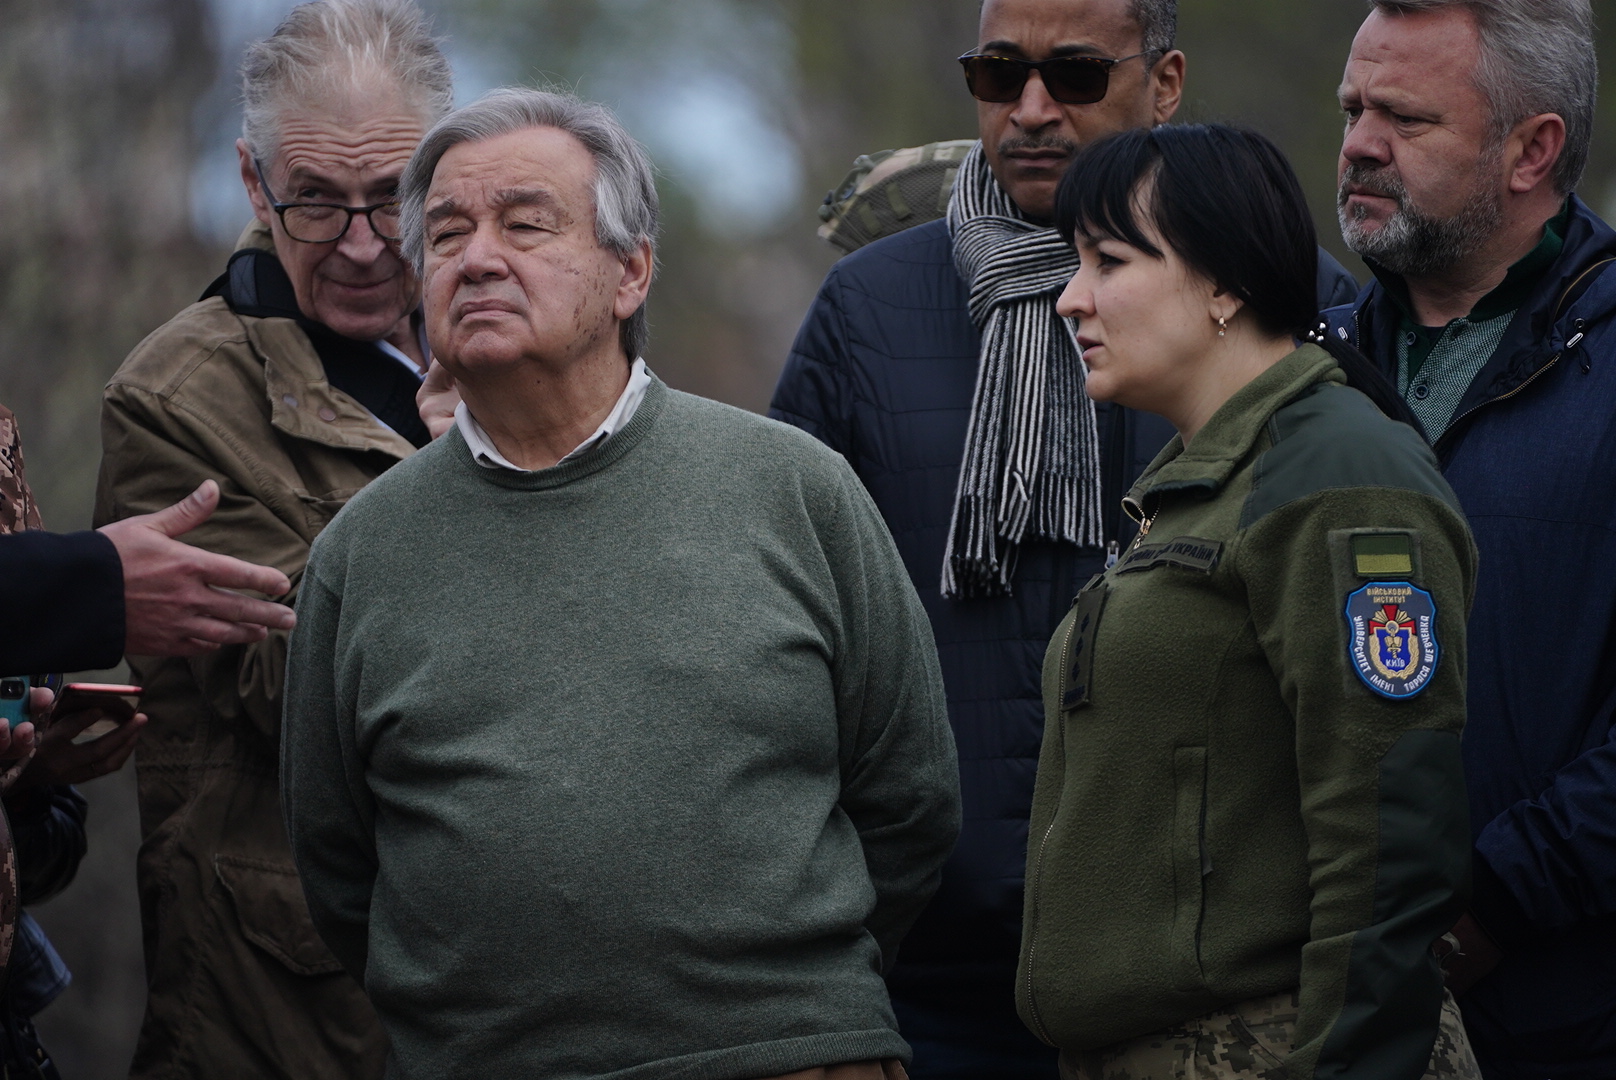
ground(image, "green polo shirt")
xmin=1372 ymin=200 xmax=1569 ymax=439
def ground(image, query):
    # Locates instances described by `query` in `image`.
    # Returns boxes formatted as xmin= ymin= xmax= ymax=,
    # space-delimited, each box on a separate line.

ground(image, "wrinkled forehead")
xmin=977 ymin=0 xmax=1143 ymax=57
xmin=1341 ymin=7 xmax=1486 ymax=111
xmin=425 ymin=126 xmax=598 ymax=216
xmin=265 ymin=86 xmax=428 ymax=180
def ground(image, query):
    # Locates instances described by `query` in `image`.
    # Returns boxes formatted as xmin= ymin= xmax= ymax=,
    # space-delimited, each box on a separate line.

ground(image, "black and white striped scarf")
xmin=942 ymin=142 xmax=1102 ymax=599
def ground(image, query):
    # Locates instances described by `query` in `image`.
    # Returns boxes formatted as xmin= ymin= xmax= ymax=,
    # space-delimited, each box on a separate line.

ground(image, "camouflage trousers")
xmin=1058 ymin=988 xmax=1478 ymax=1080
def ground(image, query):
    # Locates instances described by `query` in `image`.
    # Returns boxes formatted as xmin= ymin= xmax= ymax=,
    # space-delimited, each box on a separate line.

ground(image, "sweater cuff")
xmin=1468 ymin=850 xmax=1534 ymax=953
xmin=0 ymin=530 xmax=125 ymax=675
xmin=65 ymin=531 xmax=126 ymax=670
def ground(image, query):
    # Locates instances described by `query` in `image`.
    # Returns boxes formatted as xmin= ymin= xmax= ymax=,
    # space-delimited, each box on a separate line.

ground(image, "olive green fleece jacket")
xmin=1017 ymin=346 xmax=1477 ymax=1079
xmin=281 ymin=377 xmax=962 ymax=1080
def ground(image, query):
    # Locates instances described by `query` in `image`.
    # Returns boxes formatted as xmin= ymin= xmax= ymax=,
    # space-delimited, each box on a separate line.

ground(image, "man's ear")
xmin=613 ymin=239 xmax=655 ymax=323
xmin=237 ymin=139 xmax=275 ymax=228
xmin=1150 ymin=50 xmax=1187 ymax=126
xmin=1507 ymin=113 xmax=1567 ymax=195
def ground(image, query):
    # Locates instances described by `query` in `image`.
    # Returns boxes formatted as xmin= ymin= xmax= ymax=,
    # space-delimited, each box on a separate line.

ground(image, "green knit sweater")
xmin=1018 ymin=346 xmax=1478 ymax=1079
xmin=281 ymin=377 xmax=961 ymax=1080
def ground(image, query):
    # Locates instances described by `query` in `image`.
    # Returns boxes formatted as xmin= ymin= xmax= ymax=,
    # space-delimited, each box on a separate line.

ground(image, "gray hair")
xmin=241 ymin=0 xmax=453 ymax=166
xmin=1370 ymin=0 xmax=1596 ymax=192
xmin=399 ymin=88 xmax=661 ymax=361
xmin=1131 ymin=0 xmax=1178 ymax=57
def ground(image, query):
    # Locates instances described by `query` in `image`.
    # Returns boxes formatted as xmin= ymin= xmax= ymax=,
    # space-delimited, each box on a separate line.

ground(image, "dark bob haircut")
xmin=1054 ymin=124 xmax=1420 ymax=432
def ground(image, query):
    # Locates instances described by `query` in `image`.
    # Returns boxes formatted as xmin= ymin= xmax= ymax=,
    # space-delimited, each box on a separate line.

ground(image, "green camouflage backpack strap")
xmin=817 ymin=139 xmax=976 ymax=253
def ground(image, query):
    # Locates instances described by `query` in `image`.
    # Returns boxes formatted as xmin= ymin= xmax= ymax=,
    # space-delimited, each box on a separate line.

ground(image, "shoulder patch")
xmin=1350 ymin=532 xmax=1414 ymax=577
xmin=1344 ymin=582 xmax=1439 ymax=699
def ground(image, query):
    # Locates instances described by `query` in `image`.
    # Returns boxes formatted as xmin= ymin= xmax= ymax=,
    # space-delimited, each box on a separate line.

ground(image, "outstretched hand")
xmin=418 ymin=360 xmax=460 ymax=440
xmin=100 ymin=480 xmax=296 ymax=657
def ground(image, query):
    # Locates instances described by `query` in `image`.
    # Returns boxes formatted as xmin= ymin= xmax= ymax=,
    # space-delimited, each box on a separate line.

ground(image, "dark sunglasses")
xmin=958 ymin=51 xmax=1153 ymax=105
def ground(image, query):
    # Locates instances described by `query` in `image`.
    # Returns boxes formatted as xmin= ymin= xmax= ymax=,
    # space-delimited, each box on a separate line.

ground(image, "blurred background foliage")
xmin=3 ymin=0 xmax=1615 ymax=1075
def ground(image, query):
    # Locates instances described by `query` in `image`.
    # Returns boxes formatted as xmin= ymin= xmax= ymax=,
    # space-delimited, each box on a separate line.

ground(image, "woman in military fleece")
xmin=1017 ymin=124 xmax=1480 ymax=1080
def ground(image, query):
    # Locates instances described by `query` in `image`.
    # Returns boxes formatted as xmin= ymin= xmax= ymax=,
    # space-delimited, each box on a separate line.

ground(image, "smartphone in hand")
xmin=55 ymin=683 xmax=143 ymax=743
xmin=0 ymin=677 xmax=29 ymax=729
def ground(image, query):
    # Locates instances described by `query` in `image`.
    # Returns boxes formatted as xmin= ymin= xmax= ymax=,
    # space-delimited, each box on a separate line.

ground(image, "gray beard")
xmin=1338 ymin=161 xmax=1504 ymax=278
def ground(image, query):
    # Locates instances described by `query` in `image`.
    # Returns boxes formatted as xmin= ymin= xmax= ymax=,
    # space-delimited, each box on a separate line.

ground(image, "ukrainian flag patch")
xmin=1351 ymin=533 xmax=1414 ymax=577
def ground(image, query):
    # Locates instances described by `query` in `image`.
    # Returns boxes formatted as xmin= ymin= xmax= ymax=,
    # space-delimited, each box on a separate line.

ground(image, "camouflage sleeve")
xmin=1237 ymin=487 xmax=1476 ymax=1080
xmin=0 ymin=404 xmax=44 ymax=535
xmin=94 ymin=382 xmax=310 ymax=748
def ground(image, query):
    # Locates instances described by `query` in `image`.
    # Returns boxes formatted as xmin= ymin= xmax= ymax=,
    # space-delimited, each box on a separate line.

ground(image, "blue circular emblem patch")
xmin=1343 ymin=582 xmax=1439 ymax=699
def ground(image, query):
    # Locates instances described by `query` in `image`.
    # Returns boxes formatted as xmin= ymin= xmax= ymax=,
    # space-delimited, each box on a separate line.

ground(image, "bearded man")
xmin=769 ymin=2 xmax=1356 ymax=1076
xmin=1322 ymin=2 xmax=1616 ymax=1077
xmin=92 ymin=2 xmax=454 ymax=1076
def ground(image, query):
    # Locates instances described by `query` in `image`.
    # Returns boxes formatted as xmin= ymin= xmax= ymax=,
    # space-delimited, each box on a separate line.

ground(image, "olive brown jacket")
xmin=93 ymin=230 xmax=410 ymax=1080
xmin=1017 ymin=346 xmax=1478 ymax=1079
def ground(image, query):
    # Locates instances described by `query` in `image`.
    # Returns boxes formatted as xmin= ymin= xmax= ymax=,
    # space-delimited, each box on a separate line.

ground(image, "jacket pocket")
xmin=214 ymin=855 xmax=345 ymax=976
xmin=1170 ymin=746 xmax=1209 ymax=991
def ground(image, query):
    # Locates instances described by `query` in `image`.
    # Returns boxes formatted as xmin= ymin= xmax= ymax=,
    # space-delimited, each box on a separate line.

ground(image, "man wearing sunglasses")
xmin=771 ymin=2 xmax=1358 ymax=1077
xmin=91 ymin=3 xmax=456 ymax=1078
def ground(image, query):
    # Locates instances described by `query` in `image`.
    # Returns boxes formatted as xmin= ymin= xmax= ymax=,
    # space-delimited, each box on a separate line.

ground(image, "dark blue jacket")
xmin=1323 ymin=195 xmax=1616 ymax=1080
xmin=0 ymin=529 xmax=123 ymax=675
xmin=772 ymin=217 xmax=1357 ymax=1014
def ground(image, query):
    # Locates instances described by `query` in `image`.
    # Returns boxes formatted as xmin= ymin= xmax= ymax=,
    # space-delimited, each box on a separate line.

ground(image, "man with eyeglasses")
xmin=770 ymin=2 xmax=1357 ymax=1077
xmin=91 ymin=3 xmax=454 ymax=1078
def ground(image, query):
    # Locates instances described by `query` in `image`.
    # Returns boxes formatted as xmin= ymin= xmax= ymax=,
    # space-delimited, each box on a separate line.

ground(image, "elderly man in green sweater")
xmin=280 ymin=87 xmax=962 ymax=1080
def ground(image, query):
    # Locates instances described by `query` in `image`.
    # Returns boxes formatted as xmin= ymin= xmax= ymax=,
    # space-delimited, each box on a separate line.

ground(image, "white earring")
xmin=1216 ymin=316 xmax=1227 ymax=338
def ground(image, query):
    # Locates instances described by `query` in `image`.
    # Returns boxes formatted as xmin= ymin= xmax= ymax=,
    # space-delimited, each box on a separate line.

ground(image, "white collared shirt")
xmin=374 ymin=320 xmax=431 ymax=378
xmin=456 ymin=358 xmax=651 ymax=473
xmin=374 ymin=339 xmax=425 ymax=379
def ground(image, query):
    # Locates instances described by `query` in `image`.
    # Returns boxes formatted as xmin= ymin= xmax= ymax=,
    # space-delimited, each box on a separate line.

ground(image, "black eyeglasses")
xmin=253 ymin=158 xmax=403 ymax=244
xmin=958 ymin=51 xmax=1153 ymax=105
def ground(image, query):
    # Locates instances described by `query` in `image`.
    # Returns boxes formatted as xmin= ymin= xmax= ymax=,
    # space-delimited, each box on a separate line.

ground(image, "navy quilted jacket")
xmin=772 ymin=218 xmax=1356 ymax=1009
xmin=1323 ymin=196 xmax=1616 ymax=1080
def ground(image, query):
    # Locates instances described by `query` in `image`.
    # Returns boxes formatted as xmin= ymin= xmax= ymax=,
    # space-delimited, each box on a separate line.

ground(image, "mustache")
xmin=1338 ymin=162 xmax=1409 ymax=208
xmin=998 ymin=134 xmax=1079 ymax=157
